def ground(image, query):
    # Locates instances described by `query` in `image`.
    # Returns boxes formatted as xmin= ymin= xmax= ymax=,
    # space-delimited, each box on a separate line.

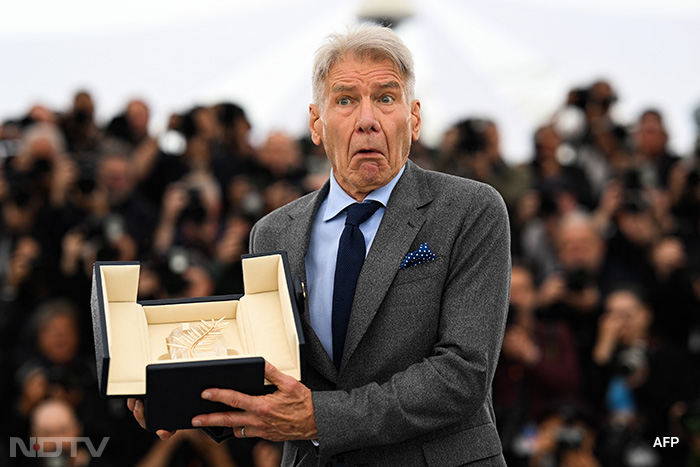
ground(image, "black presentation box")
xmin=90 ymin=251 xmax=304 ymax=439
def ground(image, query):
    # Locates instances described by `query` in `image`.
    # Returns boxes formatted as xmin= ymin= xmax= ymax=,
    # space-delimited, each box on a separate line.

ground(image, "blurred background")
xmin=2 ymin=1 xmax=700 ymax=466
xmin=3 ymin=0 xmax=699 ymax=160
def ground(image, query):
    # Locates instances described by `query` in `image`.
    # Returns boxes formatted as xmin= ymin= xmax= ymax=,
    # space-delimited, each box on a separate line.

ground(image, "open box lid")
xmin=90 ymin=251 xmax=305 ymax=400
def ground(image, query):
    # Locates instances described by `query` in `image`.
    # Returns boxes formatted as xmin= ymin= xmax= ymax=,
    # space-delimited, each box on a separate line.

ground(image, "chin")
xmin=355 ymin=167 xmax=388 ymax=187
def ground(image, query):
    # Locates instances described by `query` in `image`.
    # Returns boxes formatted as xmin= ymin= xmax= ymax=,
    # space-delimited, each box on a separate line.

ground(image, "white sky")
xmin=2 ymin=0 xmax=699 ymax=162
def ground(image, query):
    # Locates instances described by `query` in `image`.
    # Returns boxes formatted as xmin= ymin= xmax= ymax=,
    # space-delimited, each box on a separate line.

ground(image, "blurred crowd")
xmin=0 ymin=78 xmax=699 ymax=467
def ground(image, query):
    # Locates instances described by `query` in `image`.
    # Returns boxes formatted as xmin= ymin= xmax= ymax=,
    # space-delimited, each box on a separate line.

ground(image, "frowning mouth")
xmin=354 ymin=148 xmax=384 ymax=157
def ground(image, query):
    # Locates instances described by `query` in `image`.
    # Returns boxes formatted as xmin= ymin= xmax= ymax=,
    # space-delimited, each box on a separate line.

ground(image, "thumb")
xmin=264 ymin=360 xmax=294 ymax=390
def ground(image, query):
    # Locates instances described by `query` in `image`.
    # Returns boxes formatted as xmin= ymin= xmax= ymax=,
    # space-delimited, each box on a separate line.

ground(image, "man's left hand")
xmin=192 ymin=361 xmax=317 ymax=442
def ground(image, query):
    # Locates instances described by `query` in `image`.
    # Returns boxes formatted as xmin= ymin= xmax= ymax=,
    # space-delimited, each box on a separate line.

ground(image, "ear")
xmin=410 ymin=100 xmax=421 ymax=142
xmin=309 ymin=104 xmax=322 ymax=146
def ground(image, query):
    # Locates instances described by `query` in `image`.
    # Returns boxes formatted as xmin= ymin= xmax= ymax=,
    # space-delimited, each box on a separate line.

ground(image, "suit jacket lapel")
xmin=341 ymin=161 xmax=433 ymax=371
xmin=281 ymin=182 xmax=339 ymax=384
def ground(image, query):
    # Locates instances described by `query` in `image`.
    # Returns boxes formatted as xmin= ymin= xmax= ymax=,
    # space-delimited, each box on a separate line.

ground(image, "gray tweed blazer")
xmin=250 ymin=160 xmax=510 ymax=467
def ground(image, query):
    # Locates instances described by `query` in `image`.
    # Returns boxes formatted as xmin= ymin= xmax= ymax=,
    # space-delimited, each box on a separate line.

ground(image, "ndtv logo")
xmin=9 ymin=437 xmax=109 ymax=458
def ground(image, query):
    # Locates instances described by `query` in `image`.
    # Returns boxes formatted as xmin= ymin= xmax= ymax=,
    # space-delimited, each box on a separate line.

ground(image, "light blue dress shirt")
xmin=305 ymin=165 xmax=405 ymax=361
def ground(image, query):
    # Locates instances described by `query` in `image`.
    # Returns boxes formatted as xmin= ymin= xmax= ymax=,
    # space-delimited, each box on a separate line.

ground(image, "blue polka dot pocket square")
xmin=399 ymin=242 xmax=437 ymax=270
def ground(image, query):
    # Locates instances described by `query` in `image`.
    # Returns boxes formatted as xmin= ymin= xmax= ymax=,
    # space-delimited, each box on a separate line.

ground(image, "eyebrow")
xmin=331 ymin=84 xmax=355 ymax=94
xmin=378 ymin=81 xmax=400 ymax=91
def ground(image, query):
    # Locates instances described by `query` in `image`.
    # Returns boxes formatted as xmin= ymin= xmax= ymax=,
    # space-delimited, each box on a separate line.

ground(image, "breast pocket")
xmin=392 ymin=257 xmax=443 ymax=287
xmin=382 ymin=258 xmax=445 ymax=310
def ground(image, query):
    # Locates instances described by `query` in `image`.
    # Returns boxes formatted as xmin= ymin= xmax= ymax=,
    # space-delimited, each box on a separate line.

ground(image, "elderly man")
xmin=131 ymin=24 xmax=510 ymax=466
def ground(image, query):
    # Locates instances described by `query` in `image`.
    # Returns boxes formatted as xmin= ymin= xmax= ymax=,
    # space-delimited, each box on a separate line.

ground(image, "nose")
xmin=355 ymin=99 xmax=381 ymax=134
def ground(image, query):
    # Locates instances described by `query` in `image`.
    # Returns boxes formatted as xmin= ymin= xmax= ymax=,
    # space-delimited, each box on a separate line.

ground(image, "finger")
xmin=238 ymin=425 xmax=255 ymax=439
xmin=157 ymin=429 xmax=176 ymax=440
xmin=263 ymin=360 xmax=293 ymax=389
xmin=191 ymin=411 xmax=254 ymax=428
xmin=201 ymin=387 xmax=256 ymax=412
xmin=133 ymin=399 xmax=147 ymax=429
xmin=127 ymin=398 xmax=136 ymax=412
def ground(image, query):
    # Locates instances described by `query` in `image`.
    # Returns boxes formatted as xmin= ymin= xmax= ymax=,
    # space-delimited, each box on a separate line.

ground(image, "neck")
xmin=332 ymin=173 xmax=372 ymax=203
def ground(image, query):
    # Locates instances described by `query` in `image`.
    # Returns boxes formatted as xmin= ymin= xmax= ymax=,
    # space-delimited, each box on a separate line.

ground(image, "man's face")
xmin=38 ymin=314 xmax=79 ymax=366
xmin=309 ymin=55 xmax=421 ymax=201
xmin=637 ymin=114 xmax=667 ymax=156
xmin=557 ymin=222 xmax=604 ymax=271
xmin=604 ymin=291 xmax=651 ymax=344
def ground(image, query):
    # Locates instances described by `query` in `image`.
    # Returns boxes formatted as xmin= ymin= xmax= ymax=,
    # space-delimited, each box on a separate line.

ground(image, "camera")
xmin=455 ymin=118 xmax=489 ymax=155
xmin=75 ymin=158 xmax=97 ymax=194
xmin=620 ymin=169 xmax=649 ymax=213
xmin=178 ymin=188 xmax=207 ymax=225
xmin=565 ymin=268 xmax=595 ymax=292
xmin=615 ymin=346 xmax=648 ymax=377
xmin=537 ymin=405 xmax=588 ymax=467
xmin=29 ymin=157 xmax=53 ymax=179
xmin=7 ymin=175 xmax=35 ymax=207
xmin=555 ymin=424 xmax=584 ymax=451
xmin=152 ymin=248 xmax=191 ymax=297
xmin=83 ymin=215 xmax=125 ymax=262
xmin=554 ymin=405 xmax=585 ymax=451
xmin=570 ymin=88 xmax=589 ymax=110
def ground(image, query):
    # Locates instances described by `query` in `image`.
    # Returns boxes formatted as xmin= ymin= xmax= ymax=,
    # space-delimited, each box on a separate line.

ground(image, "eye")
xmin=379 ymin=95 xmax=394 ymax=104
xmin=338 ymin=97 xmax=351 ymax=106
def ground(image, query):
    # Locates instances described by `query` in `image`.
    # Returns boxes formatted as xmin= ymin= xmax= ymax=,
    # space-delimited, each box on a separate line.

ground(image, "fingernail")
xmin=135 ymin=400 xmax=143 ymax=411
xmin=192 ymin=419 xmax=202 ymax=427
xmin=202 ymin=391 xmax=211 ymax=400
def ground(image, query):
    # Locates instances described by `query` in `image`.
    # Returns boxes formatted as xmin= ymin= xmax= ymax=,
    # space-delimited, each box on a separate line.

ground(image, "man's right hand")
xmin=127 ymin=398 xmax=176 ymax=440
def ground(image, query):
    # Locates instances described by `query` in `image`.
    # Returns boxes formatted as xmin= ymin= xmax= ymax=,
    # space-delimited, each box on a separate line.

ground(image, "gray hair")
xmin=22 ymin=122 xmax=66 ymax=155
xmin=32 ymin=298 xmax=79 ymax=336
xmin=312 ymin=23 xmax=416 ymax=108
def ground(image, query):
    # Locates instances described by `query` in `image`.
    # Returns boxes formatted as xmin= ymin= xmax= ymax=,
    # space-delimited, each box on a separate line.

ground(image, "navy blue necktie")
xmin=332 ymin=201 xmax=381 ymax=369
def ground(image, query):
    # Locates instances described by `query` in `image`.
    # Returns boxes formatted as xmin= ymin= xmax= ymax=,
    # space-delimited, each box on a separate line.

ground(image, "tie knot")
xmin=345 ymin=201 xmax=381 ymax=227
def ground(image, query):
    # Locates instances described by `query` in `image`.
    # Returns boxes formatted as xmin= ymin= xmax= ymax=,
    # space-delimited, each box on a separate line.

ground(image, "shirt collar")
xmin=322 ymin=164 xmax=406 ymax=222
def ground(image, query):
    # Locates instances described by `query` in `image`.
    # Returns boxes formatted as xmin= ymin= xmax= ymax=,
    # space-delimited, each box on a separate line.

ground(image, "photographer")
xmin=493 ymin=264 xmax=581 ymax=466
xmin=565 ymin=80 xmax=629 ymax=201
xmin=590 ymin=286 xmax=697 ymax=465
xmin=212 ymin=214 xmax=252 ymax=295
xmin=537 ymin=212 xmax=608 ymax=360
xmin=4 ymin=122 xmax=67 ymax=233
xmin=6 ymin=299 xmax=121 ymax=464
xmin=631 ymin=110 xmax=680 ymax=191
xmin=152 ymin=175 xmax=222 ymax=258
xmin=59 ymin=91 xmax=102 ymax=156
xmin=140 ymin=248 xmax=215 ymax=300
xmin=517 ymin=124 xmax=596 ymax=272
xmin=602 ymin=172 xmax=692 ymax=309
xmin=530 ymin=403 xmax=600 ymax=467
xmin=103 ymin=99 xmax=152 ymax=153
xmin=21 ymin=398 xmax=118 ymax=467
xmin=529 ymin=124 xmax=594 ymax=210
xmin=53 ymin=154 xmax=147 ymax=310
xmin=439 ymin=118 xmax=530 ymax=217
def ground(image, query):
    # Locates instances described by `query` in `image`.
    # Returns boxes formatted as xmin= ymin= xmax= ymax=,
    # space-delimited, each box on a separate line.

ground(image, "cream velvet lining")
xmin=100 ymin=254 xmax=301 ymax=396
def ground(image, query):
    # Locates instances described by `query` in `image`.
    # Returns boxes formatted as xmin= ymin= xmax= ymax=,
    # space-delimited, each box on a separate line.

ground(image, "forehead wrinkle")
xmin=330 ymin=81 xmax=401 ymax=96
xmin=328 ymin=60 xmax=401 ymax=82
